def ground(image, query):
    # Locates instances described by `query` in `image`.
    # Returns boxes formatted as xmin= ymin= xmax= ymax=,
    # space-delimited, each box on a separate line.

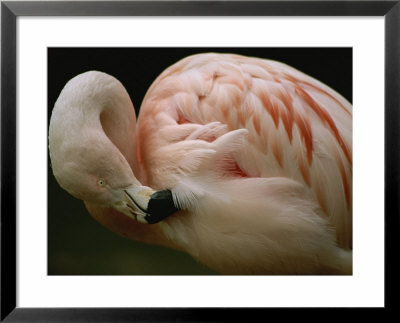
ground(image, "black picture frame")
xmin=1 ymin=1 xmax=399 ymax=321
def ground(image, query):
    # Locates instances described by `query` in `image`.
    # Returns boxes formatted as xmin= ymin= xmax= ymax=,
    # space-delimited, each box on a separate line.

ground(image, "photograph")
xmin=48 ymin=47 xmax=353 ymax=276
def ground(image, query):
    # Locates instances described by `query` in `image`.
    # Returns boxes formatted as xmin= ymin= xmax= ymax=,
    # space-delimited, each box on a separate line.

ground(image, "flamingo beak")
xmin=144 ymin=189 xmax=180 ymax=224
xmin=112 ymin=185 xmax=180 ymax=224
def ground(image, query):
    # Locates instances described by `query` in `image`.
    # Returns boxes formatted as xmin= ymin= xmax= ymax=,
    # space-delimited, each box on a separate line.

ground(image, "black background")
xmin=48 ymin=48 xmax=352 ymax=275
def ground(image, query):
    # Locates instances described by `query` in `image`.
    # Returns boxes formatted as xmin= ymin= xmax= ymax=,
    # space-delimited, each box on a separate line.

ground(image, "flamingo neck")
xmin=51 ymin=72 xmax=172 ymax=245
xmin=77 ymin=73 xmax=141 ymax=179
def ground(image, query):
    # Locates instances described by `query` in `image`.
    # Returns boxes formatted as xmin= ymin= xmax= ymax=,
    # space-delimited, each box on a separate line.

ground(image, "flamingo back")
xmin=136 ymin=53 xmax=352 ymax=249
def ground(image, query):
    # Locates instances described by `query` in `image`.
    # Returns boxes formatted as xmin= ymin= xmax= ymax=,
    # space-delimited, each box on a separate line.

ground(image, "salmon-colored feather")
xmin=138 ymin=53 xmax=352 ymax=249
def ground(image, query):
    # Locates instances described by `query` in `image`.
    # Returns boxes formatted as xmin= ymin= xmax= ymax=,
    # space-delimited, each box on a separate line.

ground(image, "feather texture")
xmin=137 ymin=53 xmax=352 ymax=251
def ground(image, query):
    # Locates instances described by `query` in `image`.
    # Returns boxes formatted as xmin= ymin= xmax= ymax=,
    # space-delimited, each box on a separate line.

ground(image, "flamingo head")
xmin=49 ymin=128 xmax=180 ymax=224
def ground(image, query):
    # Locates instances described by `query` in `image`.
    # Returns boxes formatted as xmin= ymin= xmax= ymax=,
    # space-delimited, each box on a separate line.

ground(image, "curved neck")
xmin=50 ymin=71 xmax=143 ymax=190
xmin=51 ymin=72 xmax=174 ymax=246
xmin=85 ymin=72 xmax=140 ymax=178
xmin=65 ymin=72 xmax=141 ymax=178
xmin=97 ymin=86 xmax=139 ymax=178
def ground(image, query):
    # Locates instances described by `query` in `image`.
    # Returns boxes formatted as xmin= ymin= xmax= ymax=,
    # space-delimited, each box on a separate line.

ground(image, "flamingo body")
xmin=49 ymin=53 xmax=352 ymax=274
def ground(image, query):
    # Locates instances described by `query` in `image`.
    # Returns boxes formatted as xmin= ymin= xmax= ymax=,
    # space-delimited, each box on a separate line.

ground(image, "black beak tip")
xmin=144 ymin=189 xmax=180 ymax=224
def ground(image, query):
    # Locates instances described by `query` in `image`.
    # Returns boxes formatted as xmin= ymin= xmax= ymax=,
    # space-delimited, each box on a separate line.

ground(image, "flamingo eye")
xmin=98 ymin=179 xmax=105 ymax=186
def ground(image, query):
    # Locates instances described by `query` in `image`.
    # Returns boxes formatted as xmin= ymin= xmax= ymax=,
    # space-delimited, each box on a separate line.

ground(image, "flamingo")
xmin=49 ymin=53 xmax=352 ymax=275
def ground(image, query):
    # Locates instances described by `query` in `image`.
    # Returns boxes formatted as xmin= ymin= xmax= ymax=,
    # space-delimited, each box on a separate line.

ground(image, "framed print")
xmin=1 ymin=1 xmax=399 ymax=321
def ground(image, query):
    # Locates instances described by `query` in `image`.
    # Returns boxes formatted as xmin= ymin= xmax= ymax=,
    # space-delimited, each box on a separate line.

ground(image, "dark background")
xmin=48 ymin=48 xmax=352 ymax=275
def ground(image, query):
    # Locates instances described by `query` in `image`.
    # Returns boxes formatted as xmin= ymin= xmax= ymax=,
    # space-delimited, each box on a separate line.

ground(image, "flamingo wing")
xmin=136 ymin=53 xmax=352 ymax=249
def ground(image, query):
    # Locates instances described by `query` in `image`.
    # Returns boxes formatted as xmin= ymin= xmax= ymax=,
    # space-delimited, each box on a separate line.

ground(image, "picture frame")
xmin=1 ymin=0 xmax=399 ymax=321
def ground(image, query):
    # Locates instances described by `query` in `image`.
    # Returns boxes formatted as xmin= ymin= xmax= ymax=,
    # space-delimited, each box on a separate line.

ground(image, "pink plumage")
xmin=49 ymin=53 xmax=352 ymax=274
